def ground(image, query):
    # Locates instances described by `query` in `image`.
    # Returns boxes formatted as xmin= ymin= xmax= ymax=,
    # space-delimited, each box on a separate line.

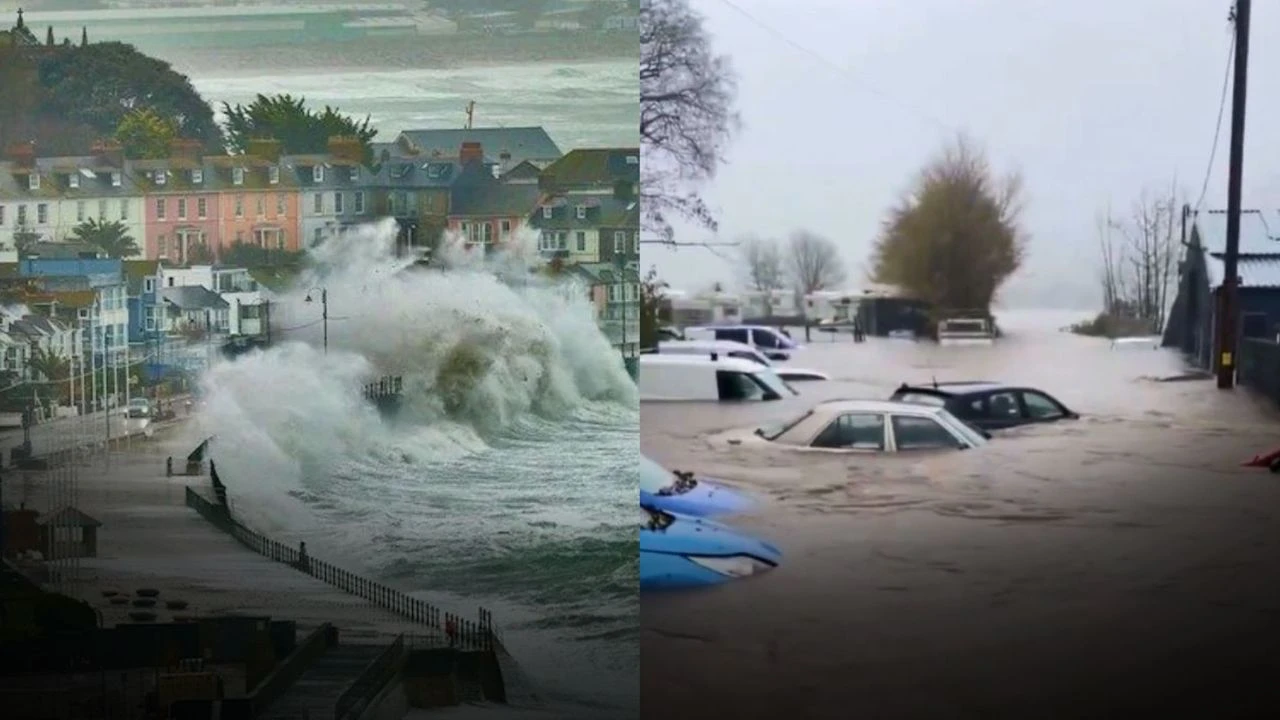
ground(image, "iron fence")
xmin=183 ymin=488 xmax=499 ymax=652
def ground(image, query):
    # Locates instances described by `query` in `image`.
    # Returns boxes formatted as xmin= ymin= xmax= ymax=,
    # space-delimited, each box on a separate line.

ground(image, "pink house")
xmin=134 ymin=141 xmax=222 ymax=263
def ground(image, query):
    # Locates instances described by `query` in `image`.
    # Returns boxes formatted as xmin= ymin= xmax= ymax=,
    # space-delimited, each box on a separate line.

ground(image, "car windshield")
xmin=893 ymin=391 xmax=946 ymax=407
xmin=936 ymin=409 xmax=988 ymax=446
xmin=756 ymin=409 xmax=813 ymax=441
xmin=752 ymin=367 xmax=798 ymax=397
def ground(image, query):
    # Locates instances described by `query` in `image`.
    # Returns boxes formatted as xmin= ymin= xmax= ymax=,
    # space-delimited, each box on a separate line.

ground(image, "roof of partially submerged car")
xmin=639 ymin=353 xmax=764 ymax=373
xmin=895 ymin=381 xmax=1010 ymax=396
xmin=814 ymin=398 xmax=949 ymax=416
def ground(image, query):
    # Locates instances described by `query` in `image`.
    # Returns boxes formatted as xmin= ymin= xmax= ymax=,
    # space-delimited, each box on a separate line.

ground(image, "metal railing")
xmin=362 ymin=375 xmax=403 ymax=400
xmin=183 ymin=488 xmax=499 ymax=651
xmin=334 ymin=634 xmax=407 ymax=720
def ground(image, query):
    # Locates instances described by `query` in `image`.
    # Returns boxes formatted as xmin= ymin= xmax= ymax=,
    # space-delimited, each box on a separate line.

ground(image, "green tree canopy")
xmin=870 ymin=136 xmax=1026 ymax=315
xmin=70 ymin=218 xmax=140 ymax=258
xmin=115 ymin=107 xmax=178 ymax=159
xmin=35 ymin=42 xmax=222 ymax=152
xmin=222 ymin=93 xmax=376 ymax=163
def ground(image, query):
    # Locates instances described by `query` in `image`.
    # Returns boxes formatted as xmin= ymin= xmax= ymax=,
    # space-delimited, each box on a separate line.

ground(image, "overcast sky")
xmin=644 ymin=0 xmax=1280 ymax=309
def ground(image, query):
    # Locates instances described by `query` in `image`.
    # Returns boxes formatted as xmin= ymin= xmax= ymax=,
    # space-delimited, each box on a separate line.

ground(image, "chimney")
xmin=245 ymin=138 xmax=282 ymax=162
xmin=6 ymin=141 xmax=36 ymax=169
xmin=168 ymin=138 xmax=204 ymax=161
xmin=326 ymin=135 xmax=364 ymax=164
xmin=91 ymin=139 xmax=124 ymax=167
xmin=459 ymin=142 xmax=484 ymax=166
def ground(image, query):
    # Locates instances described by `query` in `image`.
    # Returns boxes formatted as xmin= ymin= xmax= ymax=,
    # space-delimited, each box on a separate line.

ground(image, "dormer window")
xmin=191 ymin=168 xmax=203 ymax=184
xmin=110 ymin=172 xmax=121 ymax=187
xmin=542 ymin=206 xmax=553 ymax=219
xmin=625 ymin=155 xmax=638 ymax=165
xmin=68 ymin=173 xmax=79 ymax=189
xmin=154 ymin=170 xmax=166 ymax=186
xmin=28 ymin=174 xmax=39 ymax=191
xmin=575 ymin=205 xmax=586 ymax=220
xmin=349 ymin=166 xmax=359 ymax=181
xmin=268 ymin=166 xmax=280 ymax=185
xmin=312 ymin=165 xmax=324 ymax=183
xmin=232 ymin=167 xmax=245 ymax=185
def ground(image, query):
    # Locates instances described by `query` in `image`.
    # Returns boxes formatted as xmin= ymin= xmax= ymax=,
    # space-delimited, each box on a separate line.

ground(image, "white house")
xmin=158 ymin=264 xmax=265 ymax=336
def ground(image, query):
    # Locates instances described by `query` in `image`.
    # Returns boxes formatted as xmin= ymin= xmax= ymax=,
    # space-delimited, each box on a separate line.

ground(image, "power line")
xmin=713 ymin=0 xmax=953 ymax=134
xmin=1192 ymin=15 xmax=1238 ymax=217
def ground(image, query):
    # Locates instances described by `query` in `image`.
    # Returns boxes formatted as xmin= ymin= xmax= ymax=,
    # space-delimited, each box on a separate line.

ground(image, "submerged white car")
xmin=747 ymin=399 xmax=988 ymax=453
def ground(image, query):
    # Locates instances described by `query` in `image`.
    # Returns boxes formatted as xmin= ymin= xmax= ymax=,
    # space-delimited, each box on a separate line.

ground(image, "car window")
xmin=892 ymin=415 xmax=963 ymax=450
xmin=1021 ymin=391 xmax=1065 ymax=420
xmin=716 ymin=370 xmax=765 ymax=401
xmin=715 ymin=328 xmax=750 ymax=344
xmin=984 ymin=391 xmax=1022 ymax=420
xmin=811 ymin=413 xmax=885 ymax=450
xmin=753 ymin=329 xmax=780 ymax=348
xmin=728 ymin=350 xmax=765 ymax=365
xmin=893 ymin=391 xmax=947 ymax=407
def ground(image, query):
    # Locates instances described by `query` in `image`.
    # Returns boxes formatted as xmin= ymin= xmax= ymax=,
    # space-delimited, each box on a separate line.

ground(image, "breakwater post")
xmin=363 ymin=375 xmax=404 ymax=416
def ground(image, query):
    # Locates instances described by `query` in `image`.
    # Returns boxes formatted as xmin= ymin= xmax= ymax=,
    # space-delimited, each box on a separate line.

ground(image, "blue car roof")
xmin=640 ymin=507 xmax=781 ymax=563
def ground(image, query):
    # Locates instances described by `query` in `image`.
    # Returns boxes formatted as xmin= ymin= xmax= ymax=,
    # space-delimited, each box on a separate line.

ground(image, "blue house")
xmin=123 ymin=260 xmax=163 ymax=353
xmin=1163 ymin=209 xmax=1280 ymax=370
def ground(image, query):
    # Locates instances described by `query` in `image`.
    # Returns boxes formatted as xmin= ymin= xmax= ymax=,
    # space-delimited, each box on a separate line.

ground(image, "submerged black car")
xmin=890 ymin=381 xmax=1079 ymax=431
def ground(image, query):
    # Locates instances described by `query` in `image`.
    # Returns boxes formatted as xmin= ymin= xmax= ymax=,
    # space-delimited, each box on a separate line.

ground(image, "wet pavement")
xmin=640 ymin=310 xmax=1280 ymax=719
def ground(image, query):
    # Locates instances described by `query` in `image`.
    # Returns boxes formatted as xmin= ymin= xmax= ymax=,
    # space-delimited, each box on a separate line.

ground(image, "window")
xmin=154 ymin=170 xmax=166 ymax=186
xmin=197 ymin=197 xmax=207 ymax=219
xmin=143 ymin=277 xmax=155 ymax=294
xmin=36 ymin=204 xmax=47 ymax=224
xmin=192 ymin=168 xmax=203 ymax=184
xmin=500 ymin=219 xmax=511 ymax=237
xmin=614 ymin=231 xmax=625 ymax=253
xmin=235 ymin=196 xmax=244 ymax=218
xmin=256 ymin=195 xmax=265 ymax=217
xmin=811 ymin=413 xmax=886 ymax=450
xmin=314 ymin=228 xmax=323 ymax=246
xmin=313 ymin=193 xmax=323 ymax=214
xmin=542 ymin=206 xmax=553 ymax=219
xmin=983 ymin=391 xmax=1021 ymax=421
xmin=268 ymin=166 xmax=280 ymax=185
xmin=312 ymin=165 xmax=324 ymax=183
xmin=481 ymin=222 xmax=493 ymax=245
xmin=632 ymin=232 xmax=639 ymax=254
xmin=144 ymin=306 xmax=156 ymax=331
xmin=1021 ymin=391 xmax=1065 ymax=420
xmin=575 ymin=205 xmax=586 ymax=219
xmin=715 ymin=371 xmax=771 ymax=401
xmin=891 ymin=415 xmax=961 ymax=450
xmin=16 ymin=205 xmax=27 ymax=225
xmin=714 ymin=327 xmax=750 ymax=344
xmin=98 ymin=200 xmax=107 ymax=219
xmin=232 ymin=167 xmax=245 ymax=185
xmin=155 ymin=198 xmax=166 ymax=220
xmin=110 ymin=172 xmax=121 ymax=187
xmin=0 ymin=206 xmax=5 ymax=225
xmin=157 ymin=235 xmax=166 ymax=256
xmin=75 ymin=201 xmax=85 ymax=222
xmin=334 ymin=193 xmax=344 ymax=214
xmin=28 ymin=174 xmax=39 ymax=190
xmin=394 ymin=191 xmax=407 ymax=214
xmin=354 ymin=191 xmax=365 ymax=214
xmin=276 ymin=194 xmax=286 ymax=215
xmin=119 ymin=200 xmax=128 ymax=221
xmin=177 ymin=198 xmax=187 ymax=220
xmin=576 ymin=231 xmax=586 ymax=252
xmin=68 ymin=173 xmax=79 ymax=189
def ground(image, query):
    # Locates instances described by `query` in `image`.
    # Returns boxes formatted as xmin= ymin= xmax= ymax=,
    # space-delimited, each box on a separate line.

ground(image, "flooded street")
xmin=640 ymin=310 xmax=1280 ymax=718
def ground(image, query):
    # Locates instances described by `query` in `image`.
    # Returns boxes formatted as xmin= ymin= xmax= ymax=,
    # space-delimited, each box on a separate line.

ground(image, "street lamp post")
xmin=305 ymin=288 xmax=328 ymax=354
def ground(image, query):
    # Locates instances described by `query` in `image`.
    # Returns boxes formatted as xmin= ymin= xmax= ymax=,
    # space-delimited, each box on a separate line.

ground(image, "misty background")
xmin=645 ymin=0 xmax=1280 ymax=310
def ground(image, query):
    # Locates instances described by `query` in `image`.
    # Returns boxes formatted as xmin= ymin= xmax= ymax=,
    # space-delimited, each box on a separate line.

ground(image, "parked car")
xmin=640 ymin=454 xmax=752 ymax=517
xmin=639 ymin=354 xmax=798 ymax=402
xmin=890 ymin=381 xmax=1078 ymax=431
xmin=122 ymin=398 xmax=152 ymax=419
xmin=683 ymin=324 xmax=801 ymax=361
xmin=746 ymin=399 xmax=988 ymax=453
xmin=657 ymin=339 xmax=829 ymax=382
xmin=639 ymin=505 xmax=781 ymax=590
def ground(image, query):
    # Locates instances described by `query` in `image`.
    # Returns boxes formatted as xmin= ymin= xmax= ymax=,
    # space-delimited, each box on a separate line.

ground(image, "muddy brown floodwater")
xmin=640 ymin=310 xmax=1280 ymax=719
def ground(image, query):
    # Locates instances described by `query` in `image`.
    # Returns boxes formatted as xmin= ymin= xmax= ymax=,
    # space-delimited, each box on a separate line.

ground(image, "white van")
xmin=639 ymin=354 xmax=799 ymax=402
xmin=656 ymin=340 xmax=830 ymax=382
xmin=683 ymin=325 xmax=801 ymax=360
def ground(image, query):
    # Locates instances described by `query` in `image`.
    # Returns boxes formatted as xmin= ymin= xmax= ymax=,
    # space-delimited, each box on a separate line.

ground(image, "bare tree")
xmin=736 ymin=235 xmax=784 ymax=314
xmin=1101 ymin=181 xmax=1183 ymax=332
xmin=640 ymin=0 xmax=739 ymax=244
xmin=787 ymin=231 xmax=847 ymax=296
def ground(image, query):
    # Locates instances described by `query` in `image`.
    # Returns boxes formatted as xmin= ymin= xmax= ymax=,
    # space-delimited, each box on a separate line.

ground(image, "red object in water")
xmin=1241 ymin=447 xmax=1280 ymax=467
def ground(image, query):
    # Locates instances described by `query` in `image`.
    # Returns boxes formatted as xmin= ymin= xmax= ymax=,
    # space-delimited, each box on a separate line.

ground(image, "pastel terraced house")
xmin=211 ymin=140 xmax=301 ymax=257
xmin=291 ymin=136 xmax=373 ymax=248
xmin=0 ymin=141 xmax=145 ymax=250
xmin=133 ymin=139 xmax=223 ymax=263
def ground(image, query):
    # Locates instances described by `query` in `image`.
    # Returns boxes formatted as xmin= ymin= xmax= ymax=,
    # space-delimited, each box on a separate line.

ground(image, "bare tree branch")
xmin=1097 ymin=181 xmax=1184 ymax=332
xmin=735 ymin=235 xmax=784 ymax=314
xmin=787 ymin=230 xmax=847 ymax=295
xmin=640 ymin=0 xmax=740 ymax=244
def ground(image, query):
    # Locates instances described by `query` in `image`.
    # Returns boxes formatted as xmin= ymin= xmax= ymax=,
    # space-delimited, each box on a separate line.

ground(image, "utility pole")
xmin=1216 ymin=0 xmax=1251 ymax=389
xmin=306 ymin=288 xmax=328 ymax=354
xmin=464 ymin=100 xmax=476 ymax=130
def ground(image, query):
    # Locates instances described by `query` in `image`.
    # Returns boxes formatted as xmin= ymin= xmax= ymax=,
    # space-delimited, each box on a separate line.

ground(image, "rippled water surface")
xmin=641 ymin=310 xmax=1280 ymax=718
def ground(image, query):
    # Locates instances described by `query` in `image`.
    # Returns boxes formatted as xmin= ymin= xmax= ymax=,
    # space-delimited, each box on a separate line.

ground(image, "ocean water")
xmin=197 ymin=222 xmax=640 ymax=713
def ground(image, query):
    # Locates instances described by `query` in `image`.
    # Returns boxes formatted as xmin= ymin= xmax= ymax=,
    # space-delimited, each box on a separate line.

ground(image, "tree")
xmin=186 ymin=242 xmax=215 ymax=265
xmin=70 ymin=218 xmax=140 ymax=258
xmin=26 ymin=346 xmax=70 ymax=403
xmin=115 ymin=107 xmax=178 ymax=159
xmin=871 ymin=136 xmax=1026 ymax=314
xmin=12 ymin=225 xmax=41 ymax=255
xmin=640 ymin=266 xmax=669 ymax=349
xmin=736 ymin=235 xmax=785 ymax=315
xmin=36 ymin=42 xmax=222 ymax=151
xmin=787 ymin=231 xmax=847 ymax=296
xmin=640 ymin=0 xmax=739 ymax=243
xmin=222 ymin=94 xmax=376 ymax=161
xmin=1092 ymin=183 xmax=1182 ymax=334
